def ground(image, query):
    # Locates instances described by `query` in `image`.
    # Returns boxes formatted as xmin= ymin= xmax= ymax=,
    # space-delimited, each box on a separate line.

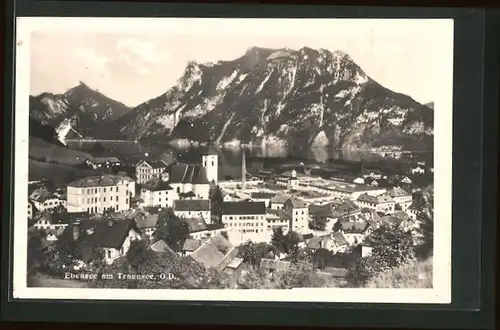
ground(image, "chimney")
xmin=241 ymin=150 xmax=247 ymax=188
xmin=72 ymin=221 xmax=81 ymax=241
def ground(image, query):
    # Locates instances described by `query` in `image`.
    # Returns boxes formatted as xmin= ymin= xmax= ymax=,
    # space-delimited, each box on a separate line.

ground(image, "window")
xmin=95 ymin=188 xmax=97 ymax=193
xmin=107 ymin=250 xmax=112 ymax=258
xmin=126 ymin=199 xmax=129 ymax=204
xmin=103 ymin=188 xmax=106 ymax=192
xmin=116 ymin=204 xmax=119 ymax=210
xmin=116 ymin=196 xmax=119 ymax=201
xmin=110 ymin=196 xmax=113 ymax=201
xmin=103 ymin=197 xmax=106 ymax=202
xmin=116 ymin=187 xmax=119 ymax=192
xmin=212 ymin=161 xmax=214 ymax=166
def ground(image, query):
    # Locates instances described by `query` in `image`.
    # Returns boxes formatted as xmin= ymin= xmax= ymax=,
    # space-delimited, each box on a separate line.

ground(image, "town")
xmin=27 ymin=140 xmax=434 ymax=289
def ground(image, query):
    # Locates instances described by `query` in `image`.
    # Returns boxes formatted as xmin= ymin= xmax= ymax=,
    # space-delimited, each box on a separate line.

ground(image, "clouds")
xmin=74 ymin=47 xmax=112 ymax=71
xmin=115 ymin=37 xmax=170 ymax=75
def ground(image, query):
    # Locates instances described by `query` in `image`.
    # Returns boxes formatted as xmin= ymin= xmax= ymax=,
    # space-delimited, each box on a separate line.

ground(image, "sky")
xmin=28 ymin=18 xmax=453 ymax=107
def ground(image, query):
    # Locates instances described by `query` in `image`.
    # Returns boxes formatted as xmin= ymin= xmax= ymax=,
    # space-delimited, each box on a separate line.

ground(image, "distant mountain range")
xmin=29 ymin=47 xmax=434 ymax=151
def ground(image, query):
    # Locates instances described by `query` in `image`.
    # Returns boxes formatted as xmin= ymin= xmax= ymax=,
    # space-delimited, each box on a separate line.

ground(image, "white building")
xmin=201 ymin=142 xmax=218 ymax=184
xmin=411 ymin=166 xmax=426 ymax=175
xmin=270 ymin=194 xmax=290 ymax=210
xmin=173 ymin=199 xmax=211 ymax=224
xmin=140 ymin=175 xmax=177 ymax=208
xmin=66 ymin=175 xmax=135 ymax=214
xmin=283 ymin=198 xmax=309 ymax=234
xmin=29 ymin=188 xmax=65 ymax=212
xmin=222 ymin=201 xmax=267 ymax=235
xmin=387 ymin=187 xmax=413 ymax=211
xmin=356 ymin=193 xmax=395 ymax=214
xmin=306 ymin=179 xmax=387 ymax=200
xmin=168 ymin=164 xmax=211 ymax=200
xmin=28 ymin=201 xmax=34 ymax=220
xmin=135 ymin=159 xmax=169 ymax=184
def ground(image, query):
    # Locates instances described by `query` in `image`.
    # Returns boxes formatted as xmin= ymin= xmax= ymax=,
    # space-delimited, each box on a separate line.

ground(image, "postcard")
xmin=13 ymin=17 xmax=453 ymax=303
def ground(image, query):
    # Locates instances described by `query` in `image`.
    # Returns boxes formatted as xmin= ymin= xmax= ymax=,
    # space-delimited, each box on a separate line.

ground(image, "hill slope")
xmin=29 ymin=81 xmax=133 ymax=138
xmin=111 ymin=47 xmax=433 ymax=151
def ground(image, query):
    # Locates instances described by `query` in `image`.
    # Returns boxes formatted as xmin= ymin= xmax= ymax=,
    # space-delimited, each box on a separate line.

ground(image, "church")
xmin=166 ymin=141 xmax=218 ymax=200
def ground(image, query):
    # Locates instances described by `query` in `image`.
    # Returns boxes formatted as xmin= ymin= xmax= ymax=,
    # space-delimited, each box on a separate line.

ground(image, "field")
xmin=29 ymin=137 xmax=94 ymax=165
xmin=29 ymin=159 xmax=98 ymax=184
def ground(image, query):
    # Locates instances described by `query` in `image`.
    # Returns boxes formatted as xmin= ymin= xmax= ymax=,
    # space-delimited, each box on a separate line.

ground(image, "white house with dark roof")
xmin=188 ymin=234 xmax=238 ymax=272
xmin=168 ymin=164 xmax=211 ymax=200
xmin=270 ymin=194 xmax=290 ymax=210
xmin=135 ymin=159 xmax=169 ymax=184
xmin=336 ymin=220 xmax=373 ymax=245
xmin=356 ymin=193 xmax=395 ymax=214
xmin=29 ymin=188 xmax=65 ymax=212
xmin=222 ymin=201 xmax=267 ymax=235
xmin=140 ymin=176 xmax=176 ymax=208
xmin=387 ymin=187 xmax=413 ymax=211
xmin=58 ymin=218 xmax=142 ymax=265
xmin=85 ymin=157 xmax=121 ymax=170
xmin=174 ymin=199 xmax=211 ymax=224
xmin=66 ymin=174 xmax=135 ymax=214
xmin=132 ymin=212 xmax=159 ymax=241
xmin=250 ymin=191 xmax=276 ymax=207
xmin=283 ymin=198 xmax=309 ymax=234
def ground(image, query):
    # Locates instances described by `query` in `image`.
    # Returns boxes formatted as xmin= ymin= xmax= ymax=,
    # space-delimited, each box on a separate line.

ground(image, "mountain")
xmin=107 ymin=47 xmax=433 ymax=151
xmin=29 ymin=82 xmax=133 ymax=138
xmin=29 ymin=117 xmax=65 ymax=146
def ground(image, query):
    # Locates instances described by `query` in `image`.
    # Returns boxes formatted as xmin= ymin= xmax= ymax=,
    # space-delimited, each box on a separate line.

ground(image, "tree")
xmin=274 ymin=259 xmax=329 ymax=289
xmin=348 ymin=226 xmax=415 ymax=285
xmin=238 ymin=241 xmax=272 ymax=268
xmin=332 ymin=220 xmax=343 ymax=232
xmin=208 ymin=183 xmax=224 ymax=222
xmin=312 ymin=248 xmax=332 ymax=270
xmin=309 ymin=216 xmax=327 ymax=231
xmin=154 ymin=208 xmax=189 ymax=251
xmin=271 ymin=228 xmax=300 ymax=255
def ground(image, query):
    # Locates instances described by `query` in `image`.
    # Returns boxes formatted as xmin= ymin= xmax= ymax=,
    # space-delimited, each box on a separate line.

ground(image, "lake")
xmin=66 ymin=140 xmax=432 ymax=180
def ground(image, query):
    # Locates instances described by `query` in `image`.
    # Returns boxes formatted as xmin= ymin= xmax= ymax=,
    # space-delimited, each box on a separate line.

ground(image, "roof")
xmin=58 ymin=218 xmax=140 ymax=256
xmin=339 ymin=221 xmax=371 ymax=234
xmin=260 ymin=258 xmax=291 ymax=271
xmin=312 ymin=180 xmax=384 ymax=193
xmin=226 ymin=257 xmax=244 ymax=269
xmin=137 ymin=159 xmax=168 ymax=169
xmin=170 ymin=164 xmax=210 ymax=184
xmin=303 ymin=233 xmax=314 ymax=240
xmin=271 ymin=194 xmax=291 ymax=204
xmin=134 ymin=213 xmax=159 ymax=229
xmin=380 ymin=215 xmax=405 ymax=227
xmin=331 ymin=231 xmax=349 ymax=246
xmin=250 ymin=192 xmax=276 ymax=199
xmin=34 ymin=211 xmax=83 ymax=225
xmin=285 ymin=198 xmax=307 ymax=209
xmin=141 ymin=179 xmax=173 ymax=191
xmin=149 ymin=239 xmax=176 ymax=254
xmin=309 ymin=204 xmax=334 ymax=217
xmin=184 ymin=217 xmax=208 ymax=233
xmin=182 ymin=238 xmax=204 ymax=252
xmin=330 ymin=199 xmax=360 ymax=218
xmin=388 ymin=187 xmax=411 ymax=198
xmin=174 ymin=199 xmax=210 ymax=212
xmin=357 ymin=193 xmax=394 ymax=204
xmin=307 ymin=236 xmax=332 ymax=250
xmin=29 ymin=188 xmax=52 ymax=203
xmin=179 ymin=191 xmax=196 ymax=198
xmin=222 ymin=201 xmax=266 ymax=215
xmin=189 ymin=234 xmax=237 ymax=271
xmin=68 ymin=175 xmax=134 ymax=188
xmin=392 ymin=211 xmax=411 ymax=221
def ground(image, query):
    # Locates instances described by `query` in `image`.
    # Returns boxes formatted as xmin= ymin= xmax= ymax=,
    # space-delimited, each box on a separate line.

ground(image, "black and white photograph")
xmin=13 ymin=17 xmax=453 ymax=303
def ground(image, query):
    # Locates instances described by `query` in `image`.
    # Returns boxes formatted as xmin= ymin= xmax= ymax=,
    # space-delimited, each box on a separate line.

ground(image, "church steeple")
xmin=202 ymin=138 xmax=218 ymax=183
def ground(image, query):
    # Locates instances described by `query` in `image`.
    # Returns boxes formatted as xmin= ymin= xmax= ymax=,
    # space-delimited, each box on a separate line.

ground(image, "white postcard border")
xmin=12 ymin=17 xmax=453 ymax=303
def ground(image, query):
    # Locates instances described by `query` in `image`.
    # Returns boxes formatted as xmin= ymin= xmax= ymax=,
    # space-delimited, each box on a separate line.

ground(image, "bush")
xmin=365 ymin=258 xmax=433 ymax=288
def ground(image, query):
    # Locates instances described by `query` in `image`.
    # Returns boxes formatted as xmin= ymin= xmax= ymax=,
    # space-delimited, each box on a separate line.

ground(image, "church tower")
xmin=241 ymin=149 xmax=247 ymax=188
xmin=202 ymin=139 xmax=218 ymax=184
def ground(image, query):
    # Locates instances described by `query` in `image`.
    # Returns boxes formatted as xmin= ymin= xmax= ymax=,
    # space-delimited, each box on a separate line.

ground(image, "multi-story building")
xmin=66 ymin=175 xmax=135 ymax=214
xmin=140 ymin=178 xmax=176 ymax=209
xmin=27 ymin=200 xmax=34 ymax=220
xmin=356 ymin=193 xmax=395 ymax=214
xmin=201 ymin=143 xmax=218 ymax=184
xmin=135 ymin=160 xmax=169 ymax=184
xmin=169 ymin=164 xmax=211 ymax=200
xmin=173 ymin=199 xmax=211 ymax=224
xmin=222 ymin=201 xmax=267 ymax=234
xmin=29 ymin=188 xmax=65 ymax=212
xmin=283 ymin=198 xmax=309 ymax=234
xmin=387 ymin=187 xmax=413 ymax=211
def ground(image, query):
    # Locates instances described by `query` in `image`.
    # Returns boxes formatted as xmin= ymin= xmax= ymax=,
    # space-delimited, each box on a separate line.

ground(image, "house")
xmin=224 ymin=257 xmax=244 ymax=278
xmin=188 ymin=233 xmax=239 ymax=272
xmin=183 ymin=217 xmax=226 ymax=240
xmin=306 ymin=235 xmax=335 ymax=251
xmin=181 ymin=238 xmax=205 ymax=256
xmin=32 ymin=211 xmax=73 ymax=231
xmin=135 ymin=159 xmax=169 ymax=184
xmin=140 ymin=177 xmax=176 ymax=208
xmin=283 ymin=198 xmax=309 ymax=234
xmin=66 ymin=174 xmax=136 ymax=214
xmin=331 ymin=231 xmax=350 ymax=253
xmin=29 ymin=188 xmax=65 ymax=212
xmin=222 ymin=201 xmax=267 ymax=234
xmin=387 ymin=187 xmax=413 ymax=211
xmin=173 ymin=199 xmax=211 ymax=224
xmin=276 ymin=169 xmax=301 ymax=189
xmin=411 ymin=166 xmax=425 ymax=175
xmin=270 ymin=194 xmax=290 ymax=210
xmin=260 ymin=258 xmax=291 ymax=278
xmin=356 ymin=193 xmax=395 ymax=214
xmin=133 ymin=212 xmax=159 ymax=241
xmin=297 ymin=233 xmax=314 ymax=249
xmin=336 ymin=220 xmax=372 ymax=245
xmin=401 ymin=176 xmax=413 ymax=184
xmin=265 ymin=209 xmax=292 ymax=232
xmin=250 ymin=192 xmax=276 ymax=207
xmin=85 ymin=157 xmax=121 ymax=170
xmin=27 ymin=200 xmax=35 ymax=220
xmin=307 ymin=179 xmax=387 ymax=200
xmin=57 ymin=218 xmax=142 ymax=265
